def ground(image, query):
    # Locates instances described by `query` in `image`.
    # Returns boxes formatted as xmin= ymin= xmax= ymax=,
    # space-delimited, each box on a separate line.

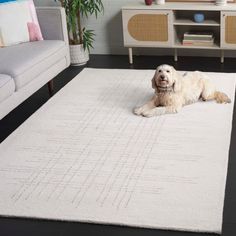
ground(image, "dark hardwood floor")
xmin=0 ymin=55 xmax=236 ymax=236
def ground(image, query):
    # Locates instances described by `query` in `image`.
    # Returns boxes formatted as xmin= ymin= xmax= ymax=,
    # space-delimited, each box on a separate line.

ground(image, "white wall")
xmin=34 ymin=0 xmax=132 ymax=54
xmin=34 ymin=0 xmax=60 ymax=6
xmin=34 ymin=0 xmax=236 ymax=58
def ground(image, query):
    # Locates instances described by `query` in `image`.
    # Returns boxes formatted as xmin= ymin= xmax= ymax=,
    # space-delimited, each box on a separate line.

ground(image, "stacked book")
xmin=182 ymin=32 xmax=214 ymax=46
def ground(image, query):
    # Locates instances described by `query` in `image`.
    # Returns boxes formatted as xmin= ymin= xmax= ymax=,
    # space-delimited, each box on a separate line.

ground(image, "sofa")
xmin=0 ymin=7 xmax=70 ymax=120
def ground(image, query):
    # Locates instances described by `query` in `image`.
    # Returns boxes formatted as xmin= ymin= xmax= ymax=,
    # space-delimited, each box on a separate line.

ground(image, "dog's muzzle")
xmin=160 ymin=75 xmax=166 ymax=80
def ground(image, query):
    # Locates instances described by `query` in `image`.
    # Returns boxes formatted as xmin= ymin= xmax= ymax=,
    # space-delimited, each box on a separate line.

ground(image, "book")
xmin=184 ymin=31 xmax=214 ymax=37
xmin=183 ymin=32 xmax=214 ymax=41
xmin=182 ymin=37 xmax=215 ymax=46
xmin=182 ymin=39 xmax=214 ymax=47
xmin=184 ymin=35 xmax=214 ymax=41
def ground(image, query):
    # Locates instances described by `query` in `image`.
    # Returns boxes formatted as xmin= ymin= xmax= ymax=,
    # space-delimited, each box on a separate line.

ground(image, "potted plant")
xmin=57 ymin=0 xmax=104 ymax=65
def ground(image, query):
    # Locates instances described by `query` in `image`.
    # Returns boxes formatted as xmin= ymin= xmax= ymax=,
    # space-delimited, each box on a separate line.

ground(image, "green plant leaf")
xmin=82 ymin=28 xmax=96 ymax=52
xmin=55 ymin=0 xmax=104 ymax=49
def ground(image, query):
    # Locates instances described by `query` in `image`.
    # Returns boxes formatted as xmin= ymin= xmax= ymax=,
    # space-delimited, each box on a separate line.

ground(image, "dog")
xmin=134 ymin=64 xmax=231 ymax=118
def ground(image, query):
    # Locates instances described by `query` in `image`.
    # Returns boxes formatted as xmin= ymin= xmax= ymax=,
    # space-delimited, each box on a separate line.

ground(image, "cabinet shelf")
xmin=173 ymin=19 xmax=220 ymax=26
xmin=122 ymin=3 xmax=236 ymax=64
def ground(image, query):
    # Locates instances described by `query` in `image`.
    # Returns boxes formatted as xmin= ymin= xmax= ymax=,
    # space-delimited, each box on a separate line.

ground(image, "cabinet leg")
xmin=174 ymin=48 xmax=178 ymax=62
xmin=221 ymin=50 xmax=224 ymax=63
xmin=128 ymin=48 xmax=133 ymax=64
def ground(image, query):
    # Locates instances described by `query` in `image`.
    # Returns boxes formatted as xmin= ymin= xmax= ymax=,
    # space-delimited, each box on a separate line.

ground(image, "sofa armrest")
xmin=36 ymin=7 xmax=69 ymax=45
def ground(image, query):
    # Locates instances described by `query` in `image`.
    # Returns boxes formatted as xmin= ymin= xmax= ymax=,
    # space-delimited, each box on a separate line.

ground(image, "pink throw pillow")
xmin=27 ymin=22 xmax=43 ymax=41
xmin=27 ymin=0 xmax=43 ymax=41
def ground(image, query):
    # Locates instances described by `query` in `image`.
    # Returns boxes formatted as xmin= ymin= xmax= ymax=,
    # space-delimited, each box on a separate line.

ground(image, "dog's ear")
xmin=171 ymin=66 xmax=182 ymax=92
xmin=152 ymin=72 xmax=157 ymax=90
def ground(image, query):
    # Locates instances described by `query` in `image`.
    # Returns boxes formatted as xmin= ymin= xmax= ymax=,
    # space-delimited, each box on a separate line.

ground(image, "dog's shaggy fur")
xmin=134 ymin=64 xmax=231 ymax=117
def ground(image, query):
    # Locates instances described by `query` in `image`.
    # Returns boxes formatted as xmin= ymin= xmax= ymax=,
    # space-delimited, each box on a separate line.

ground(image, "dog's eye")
xmin=158 ymin=70 xmax=162 ymax=73
xmin=166 ymin=70 xmax=170 ymax=73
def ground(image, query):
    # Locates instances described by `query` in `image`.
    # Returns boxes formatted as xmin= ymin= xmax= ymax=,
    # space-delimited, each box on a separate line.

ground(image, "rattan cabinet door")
xmin=221 ymin=11 xmax=236 ymax=48
xmin=122 ymin=9 xmax=173 ymax=47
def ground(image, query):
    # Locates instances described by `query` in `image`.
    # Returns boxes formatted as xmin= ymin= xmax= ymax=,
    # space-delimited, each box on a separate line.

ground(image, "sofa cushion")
xmin=0 ymin=0 xmax=31 ymax=46
xmin=0 ymin=40 xmax=67 ymax=90
xmin=0 ymin=74 xmax=15 ymax=103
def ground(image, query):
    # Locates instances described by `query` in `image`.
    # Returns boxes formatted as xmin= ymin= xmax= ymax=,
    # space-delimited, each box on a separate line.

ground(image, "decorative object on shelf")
xmin=156 ymin=0 xmax=165 ymax=5
xmin=182 ymin=31 xmax=214 ymax=46
xmin=56 ymin=0 xmax=104 ymax=66
xmin=215 ymin=0 xmax=227 ymax=5
xmin=145 ymin=0 xmax=153 ymax=5
xmin=194 ymin=13 xmax=205 ymax=23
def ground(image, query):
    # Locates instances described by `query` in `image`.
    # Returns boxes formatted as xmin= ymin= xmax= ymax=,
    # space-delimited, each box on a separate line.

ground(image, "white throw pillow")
xmin=0 ymin=1 xmax=32 ymax=46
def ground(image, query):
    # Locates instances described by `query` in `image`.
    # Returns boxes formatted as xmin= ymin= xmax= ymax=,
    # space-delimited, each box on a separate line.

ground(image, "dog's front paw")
xmin=143 ymin=107 xmax=166 ymax=117
xmin=133 ymin=107 xmax=143 ymax=116
xmin=155 ymin=107 xmax=166 ymax=116
xmin=142 ymin=110 xmax=155 ymax=118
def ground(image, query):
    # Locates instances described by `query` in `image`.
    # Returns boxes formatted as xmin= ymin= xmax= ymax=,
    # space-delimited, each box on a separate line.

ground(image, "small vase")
xmin=69 ymin=44 xmax=89 ymax=66
xmin=145 ymin=0 xmax=153 ymax=5
xmin=194 ymin=13 xmax=205 ymax=23
xmin=215 ymin=0 xmax=226 ymax=5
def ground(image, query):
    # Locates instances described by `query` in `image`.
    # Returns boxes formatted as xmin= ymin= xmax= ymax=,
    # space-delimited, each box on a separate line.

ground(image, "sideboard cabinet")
xmin=122 ymin=3 xmax=236 ymax=63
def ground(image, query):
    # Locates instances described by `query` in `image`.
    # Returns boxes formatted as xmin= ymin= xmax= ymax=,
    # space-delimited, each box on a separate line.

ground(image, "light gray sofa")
xmin=0 ymin=7 xmax=70 ymax=120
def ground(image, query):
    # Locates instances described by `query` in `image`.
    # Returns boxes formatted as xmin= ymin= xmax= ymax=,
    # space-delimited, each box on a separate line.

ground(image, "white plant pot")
xmin=69 ymin=44 xmax=89 ymax=66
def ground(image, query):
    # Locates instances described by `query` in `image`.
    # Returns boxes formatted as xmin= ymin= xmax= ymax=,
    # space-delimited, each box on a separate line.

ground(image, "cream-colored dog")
xmin=134 ymin=64 xmax=231 ymax=118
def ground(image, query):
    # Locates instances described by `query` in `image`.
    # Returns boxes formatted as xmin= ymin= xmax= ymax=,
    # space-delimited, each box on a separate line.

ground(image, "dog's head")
xmin=152 ymin=64 xmax=182 ymax=93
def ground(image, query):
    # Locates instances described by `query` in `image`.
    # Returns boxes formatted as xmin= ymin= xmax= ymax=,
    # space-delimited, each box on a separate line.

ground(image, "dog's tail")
xmin=214 ymin=91 xmax=231 ymax=103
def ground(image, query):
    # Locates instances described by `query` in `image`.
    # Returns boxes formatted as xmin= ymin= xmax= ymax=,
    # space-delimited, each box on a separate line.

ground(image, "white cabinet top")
xmin=122 ymin=2 xmax=236 ymax=11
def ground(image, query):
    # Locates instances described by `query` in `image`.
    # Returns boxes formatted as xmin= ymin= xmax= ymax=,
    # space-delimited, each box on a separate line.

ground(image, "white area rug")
xmin=0 ymin=69 xmax=235 ymax=234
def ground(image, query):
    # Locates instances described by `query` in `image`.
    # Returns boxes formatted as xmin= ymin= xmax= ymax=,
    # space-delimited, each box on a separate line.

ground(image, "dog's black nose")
xmin=160 ymin=75 xmax=165 ymax=80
